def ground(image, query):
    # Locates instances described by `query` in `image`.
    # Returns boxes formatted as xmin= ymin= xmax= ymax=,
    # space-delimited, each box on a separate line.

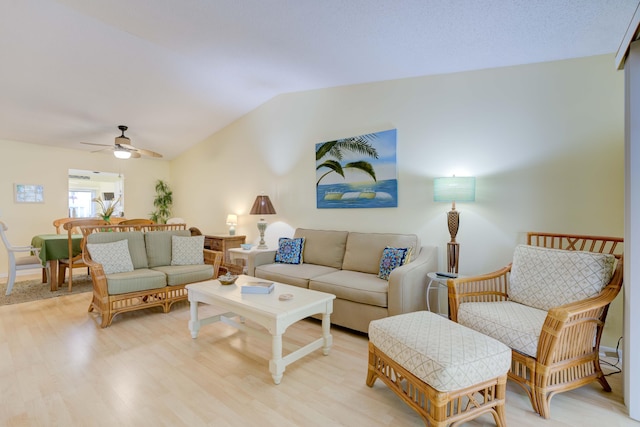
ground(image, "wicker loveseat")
xmin=81 ymin=223 xmax=222 ymax=327
xmin=447 ymin=232 xmax=623 ymax=419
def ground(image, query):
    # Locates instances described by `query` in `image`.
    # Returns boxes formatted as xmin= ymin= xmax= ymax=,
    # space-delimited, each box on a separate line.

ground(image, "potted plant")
xmin=150 ymin=179 xmax=172 ymax=224
xmin=93 ymin=196 xmax=121 ymax=221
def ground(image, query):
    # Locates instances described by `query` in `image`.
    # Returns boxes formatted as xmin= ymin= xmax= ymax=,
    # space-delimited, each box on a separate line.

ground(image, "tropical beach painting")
xmin=316 ymin=129 xmax=398 ymax=209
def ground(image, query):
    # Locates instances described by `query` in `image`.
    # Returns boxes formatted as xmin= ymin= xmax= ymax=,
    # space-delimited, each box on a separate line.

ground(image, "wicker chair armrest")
xmin=448 ymin=264 xmax=511 ymax=322
xmin=203 ymin=249 xmax=223 ymax=278
xmin=536 ymin=261 xmax=624 ymax=366
xmin=81 ymin=251 xmax=109 ymax=298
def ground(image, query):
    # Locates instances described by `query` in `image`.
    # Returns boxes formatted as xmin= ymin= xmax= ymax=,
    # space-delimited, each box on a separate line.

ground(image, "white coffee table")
xmin=186 ymin=275 xmax=336 ymax=384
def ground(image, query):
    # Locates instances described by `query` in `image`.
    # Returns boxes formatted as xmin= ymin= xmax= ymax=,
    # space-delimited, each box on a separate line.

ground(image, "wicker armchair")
xmin=447 ymin=232 xmax=623 ymax=419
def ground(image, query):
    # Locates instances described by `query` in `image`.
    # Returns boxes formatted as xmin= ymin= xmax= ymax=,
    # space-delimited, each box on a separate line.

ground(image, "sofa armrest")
xmin=387 ymin=245 xmax=438 ymax=316
xmin=245 ymin=250 xmax=277 ymax=276
xmin=82 ymin=251 xmax=109 ymax=299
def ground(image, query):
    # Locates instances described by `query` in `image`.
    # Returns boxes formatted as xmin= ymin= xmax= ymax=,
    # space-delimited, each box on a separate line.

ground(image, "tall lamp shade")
xmin=433 ymin=176 xmax=476 ymax=273
xmin=249 ymin=195 xmax=276 ymax=249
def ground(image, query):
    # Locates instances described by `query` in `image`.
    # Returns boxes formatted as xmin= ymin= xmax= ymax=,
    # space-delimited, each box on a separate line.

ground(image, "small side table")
xmin=228 ymin=247 xmax=271 ymax=275
xmin=426 ymin=272 xmax=462 ymax=317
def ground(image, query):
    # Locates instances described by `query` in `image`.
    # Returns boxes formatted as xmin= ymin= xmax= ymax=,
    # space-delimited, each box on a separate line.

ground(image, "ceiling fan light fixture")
xmin=114 ymin=148 xmax=131 ymax=159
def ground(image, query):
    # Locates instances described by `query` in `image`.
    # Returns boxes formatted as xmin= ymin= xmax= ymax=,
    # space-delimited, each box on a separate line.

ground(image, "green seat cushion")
xmin=151 ymin=264 xmax=213 ymax=286
xmin=105 ymin=268 xmax=167 ymax=294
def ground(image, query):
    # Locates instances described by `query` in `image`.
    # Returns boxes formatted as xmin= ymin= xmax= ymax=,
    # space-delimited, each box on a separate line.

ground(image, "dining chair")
xmin=53 ymin=217 xmax=76 ymax=234
xmin=118 ymin=218 xmax=155 ymax=231
xmin=108 ymin=217 xmax=128 ymax=224
xmin=0 ymin=221 xmax=48 ymax=295
xmin=57 ymin=218 xmax=108 ymax=291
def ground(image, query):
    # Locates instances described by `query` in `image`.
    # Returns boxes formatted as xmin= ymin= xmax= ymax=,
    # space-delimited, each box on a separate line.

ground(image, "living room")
xmin=1 ymin=2 xmax=639 ymax=426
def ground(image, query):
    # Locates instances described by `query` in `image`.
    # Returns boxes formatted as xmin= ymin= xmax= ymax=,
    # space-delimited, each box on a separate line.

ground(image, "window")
xmin=68 ymin=169 xmax=124 ymax=218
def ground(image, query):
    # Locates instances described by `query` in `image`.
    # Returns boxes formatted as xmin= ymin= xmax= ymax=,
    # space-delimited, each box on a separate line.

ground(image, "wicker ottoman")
xmin=367 ymin=311 xmax=511 ymax=426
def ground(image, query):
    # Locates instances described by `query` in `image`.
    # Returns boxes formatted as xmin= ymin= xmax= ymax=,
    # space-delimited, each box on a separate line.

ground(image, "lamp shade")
xmin=433 ymin=177 xmax=476 ymax=203
xmin=249 ymin=195 xmax=276 ymax=215
xmin=226 ymin=214 xmax=237 ymax=225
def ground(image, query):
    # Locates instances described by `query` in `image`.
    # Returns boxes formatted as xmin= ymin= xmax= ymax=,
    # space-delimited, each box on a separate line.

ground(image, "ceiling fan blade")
xmin=90 ymin=147 xmax=111 ymax=153
xmin=119 ymin=143 xmax=163 ymax=158
xmin=81 ymin=141 xmax=111 ymax=147
xmin=135 ymin=147 xmax=163 ymax=158
xmin=130 ymin=151 xmax=142 ymax=158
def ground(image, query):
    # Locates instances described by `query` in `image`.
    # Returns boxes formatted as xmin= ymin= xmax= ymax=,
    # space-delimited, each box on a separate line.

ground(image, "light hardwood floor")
xmin=0 ymin=290 xmax=637 ymax=427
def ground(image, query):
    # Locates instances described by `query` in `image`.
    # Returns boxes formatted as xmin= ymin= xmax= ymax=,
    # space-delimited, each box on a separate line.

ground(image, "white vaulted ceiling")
xmin=1 ymin=0 xmax=638 ymax=159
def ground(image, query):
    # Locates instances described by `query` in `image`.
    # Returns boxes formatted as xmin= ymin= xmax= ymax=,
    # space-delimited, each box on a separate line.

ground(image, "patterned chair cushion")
xmin=369 ymin=311 xmax=511 ymax=392
xmin=509 ymin=245 xmax=615 ymax=311
xmin=457 ymin=301 xmax=547 ymax=357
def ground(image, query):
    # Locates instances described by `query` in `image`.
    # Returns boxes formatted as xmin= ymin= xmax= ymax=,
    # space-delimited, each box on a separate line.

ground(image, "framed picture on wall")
xmin=14 ymin=183 xmax=44 ymax=203
xmin=316 ymin=128 xmax=398 ymax=209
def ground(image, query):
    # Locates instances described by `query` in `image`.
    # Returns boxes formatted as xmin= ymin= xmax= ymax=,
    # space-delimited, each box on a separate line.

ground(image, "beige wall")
xmin=172 ymin=54 xmax=625 ymax=347
xmin=0 ymin=138 xmax=170 ymax=268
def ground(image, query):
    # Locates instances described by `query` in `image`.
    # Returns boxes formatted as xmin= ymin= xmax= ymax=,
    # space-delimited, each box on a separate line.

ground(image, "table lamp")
xmin=433 ymin=176 xmax=476 ymax=273
xmin=226 ymin=214 xmax=237 ymax=235
xmin=249 ymin=195 xmax=276 ymax=249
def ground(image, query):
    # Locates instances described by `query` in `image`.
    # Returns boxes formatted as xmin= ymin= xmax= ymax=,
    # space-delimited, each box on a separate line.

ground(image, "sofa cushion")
xmin=86 ymin=239 xmax=135 ymax=275
xmin=171 ymin=235 xmax=205 ymax=265
xmin=310 ymin=270 xmax=388 ymax=308
xmin=151 ymin=264 xmax=213 ymax=286
xmin=255 ymin=263 xmax=339 ymax=288
xmin=275 ymin=237 xmax=305 ymax=264
xmin=293 ymin=228 xmax=348 ymax=269
xmin=378 ymin=247 xmax=411 ymax=280
xmin=510 ymin=245 xmax=615 ymax=311
xmin=105 ymin=268 xmax=167 ymax=295
xmin=86 ymin=231 xmax=148 ymax=269
xmin=457 ymin=301 xmax=547 ymax=357
xmin=145 ymin=230 xmax=191 ymax=268
xmin=342 ymin=232 xmax=418 ymax=274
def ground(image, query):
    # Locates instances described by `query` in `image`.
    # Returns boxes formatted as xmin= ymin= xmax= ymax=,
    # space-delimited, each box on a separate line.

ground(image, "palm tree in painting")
xmin=316 ymin=134 xmax=379 ymax=186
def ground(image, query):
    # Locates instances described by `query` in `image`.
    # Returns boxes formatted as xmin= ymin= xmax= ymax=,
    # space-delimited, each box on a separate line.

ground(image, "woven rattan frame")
xmin=448 ymin=232 xmax=623 ymax=419
xmin=366 ymin=342 xmax=507 ymax=427
xmin=80 ymin=223 xmax=222 ymax=327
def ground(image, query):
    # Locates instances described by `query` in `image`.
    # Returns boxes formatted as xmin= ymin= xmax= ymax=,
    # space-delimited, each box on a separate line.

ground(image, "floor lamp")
xmin=433 ymin=176 xmax=476 ymax=274
xmin=249 ymin=195 xmax=276 ymax=249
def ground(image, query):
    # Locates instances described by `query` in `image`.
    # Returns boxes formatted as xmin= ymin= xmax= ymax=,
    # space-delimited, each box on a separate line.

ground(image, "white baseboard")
xmin=600 ymin=345 xmax=622 ymax=361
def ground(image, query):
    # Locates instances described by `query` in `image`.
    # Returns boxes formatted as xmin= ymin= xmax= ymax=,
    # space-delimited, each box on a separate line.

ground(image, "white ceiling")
xmin=1 ymin=0 xmax=638 ymax=160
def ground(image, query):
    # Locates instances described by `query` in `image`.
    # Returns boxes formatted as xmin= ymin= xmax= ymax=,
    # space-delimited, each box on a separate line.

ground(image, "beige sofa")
xmin=247 ymin=228 xmax=437 ymax=333
xmin=81 ymin=224 xmax=222 ymax=327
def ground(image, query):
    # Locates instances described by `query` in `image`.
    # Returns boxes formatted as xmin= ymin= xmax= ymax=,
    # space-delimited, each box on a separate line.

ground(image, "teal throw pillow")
xmin=378 ymin=247 xmax=411 ymax=280
xmin=275 ymin=237 xmax=305 ymax=264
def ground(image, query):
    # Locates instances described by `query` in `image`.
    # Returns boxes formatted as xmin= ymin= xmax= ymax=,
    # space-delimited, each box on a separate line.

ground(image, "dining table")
xmin=31 ymin=233 xmax=83 ymax=291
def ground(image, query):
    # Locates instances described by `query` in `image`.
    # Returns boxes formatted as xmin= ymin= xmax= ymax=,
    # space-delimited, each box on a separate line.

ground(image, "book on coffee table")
xmin=241 ymin=281 xmax=275 ymax=294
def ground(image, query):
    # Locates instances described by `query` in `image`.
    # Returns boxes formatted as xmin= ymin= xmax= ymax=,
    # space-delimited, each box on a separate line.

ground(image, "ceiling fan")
xmin=81 ymin=125 xmax=163 ymax=159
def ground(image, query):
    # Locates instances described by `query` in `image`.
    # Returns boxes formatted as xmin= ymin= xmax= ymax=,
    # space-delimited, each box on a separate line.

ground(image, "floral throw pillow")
xmin=86 ymin=239 xmax=134 ymax=275
xmin=378 ymin=247 xmax=412 ymax=280
xmin=275 ymin=237 xmax=305 ymax=264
